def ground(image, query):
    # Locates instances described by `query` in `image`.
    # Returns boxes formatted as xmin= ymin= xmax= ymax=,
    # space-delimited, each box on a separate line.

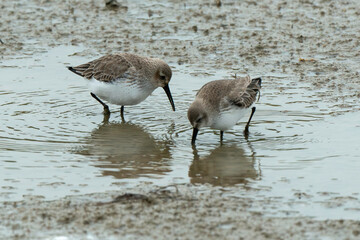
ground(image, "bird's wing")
xmin=226 ymin=76 xmax=261 ymax=108
xmin=196 ymin=80 xmax=230 ymax=110
xmin=68 ymin=54 xmax=133 ymax=82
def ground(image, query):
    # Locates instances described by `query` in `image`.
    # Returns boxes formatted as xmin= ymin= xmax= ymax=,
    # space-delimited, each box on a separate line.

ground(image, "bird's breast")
xmin=210 ymin=107 xmax=248 ymax=131
xmin=88 ymin=78 xmax=156 ymax=105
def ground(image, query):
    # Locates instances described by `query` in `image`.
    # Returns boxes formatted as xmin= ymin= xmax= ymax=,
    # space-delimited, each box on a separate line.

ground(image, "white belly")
xmin=88 ymin=79 xmax=156 ymax=106
xmin=210 ymin=108 xmax=249 ymax=131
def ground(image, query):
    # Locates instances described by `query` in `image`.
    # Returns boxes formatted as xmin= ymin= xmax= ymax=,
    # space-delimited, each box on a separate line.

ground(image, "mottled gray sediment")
xmin=2 ymin=0 xmax=360 ymax=106
xmin=1 ymin=0 xmax=360 ymax=106
xmin=1 ymin=185 xmax=360 ymax=240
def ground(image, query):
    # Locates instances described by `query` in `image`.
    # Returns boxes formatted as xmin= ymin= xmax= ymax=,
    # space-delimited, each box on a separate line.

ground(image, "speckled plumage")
xmin=195 ymin=75 xmax=260 ymax=110
xmin=188 ymin=76 xmax=261 ymax=144
xmin=67 ymin=53 xmax=175 ymax=118
xmin=69 ymin=53 xmax=172 ymax=84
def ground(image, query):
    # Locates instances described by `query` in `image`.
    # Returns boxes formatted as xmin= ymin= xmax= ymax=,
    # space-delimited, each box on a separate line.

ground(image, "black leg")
xmin=120 ymin=106 xmax=125 ymax=122
xmin=90 ymin=92 xmax=110 ymax=115
xmin=244 ymin=107 xmax=256 ymax=134
xmin=220 ymin=130 xmax=224 ymax=144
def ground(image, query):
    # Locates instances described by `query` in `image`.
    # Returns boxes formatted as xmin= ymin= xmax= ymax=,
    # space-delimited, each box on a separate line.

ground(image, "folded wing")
xmin=68 ymin=54 xmax=133 ymax=82
xmin=228 ymin=77 xmax=261 ymax=108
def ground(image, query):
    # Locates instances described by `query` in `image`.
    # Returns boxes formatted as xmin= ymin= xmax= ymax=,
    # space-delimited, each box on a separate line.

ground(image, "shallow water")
xmin=1 ymin=46 xmax=359 ymax=220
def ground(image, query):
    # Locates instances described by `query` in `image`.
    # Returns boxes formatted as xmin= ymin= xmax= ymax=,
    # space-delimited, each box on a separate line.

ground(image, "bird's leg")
xmin=220 ymin=130 xmax=224 ymax=144
xmin=244 ymin=107 xmax=256 ymax=134
xmin=120 ymin=106 xmax=125 ymax=122
xmin=90 ymin=92 xmax=110 ymax=115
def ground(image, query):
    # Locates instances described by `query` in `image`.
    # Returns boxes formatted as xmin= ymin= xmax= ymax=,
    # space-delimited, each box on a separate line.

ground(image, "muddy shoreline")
xmin=2 ymin=185 xmax=360 ymax=240
xmin=1 ymin=0 xmax=359 ymax=110
xmin=2 ymin=1 xmax=360 ymax=96
xmin=1 ymin=0 xmax=360 ymax=239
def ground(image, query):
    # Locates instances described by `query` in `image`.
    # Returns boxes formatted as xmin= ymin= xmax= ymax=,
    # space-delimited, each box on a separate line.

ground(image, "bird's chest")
xmin=88 ymin=78 xmax=156 ymax=105
xmin=210 ymin=108 xmax=247 ymax=131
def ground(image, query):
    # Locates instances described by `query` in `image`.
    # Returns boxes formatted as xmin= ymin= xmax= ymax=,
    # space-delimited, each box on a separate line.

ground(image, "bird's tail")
xmin=67 ymin=65 xmax=90 ymax=78
xmin=250 ymin=77 xmax=261 ymax=88
xmin=249 ymin=77 xmax=262 ymax=101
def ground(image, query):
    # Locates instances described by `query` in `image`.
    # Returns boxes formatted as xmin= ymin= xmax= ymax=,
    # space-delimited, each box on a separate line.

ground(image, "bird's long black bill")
xmin=191 ymin=128 xmax=199 ymax=145
xmin=163 ymin=85 xmax=176 ymax=111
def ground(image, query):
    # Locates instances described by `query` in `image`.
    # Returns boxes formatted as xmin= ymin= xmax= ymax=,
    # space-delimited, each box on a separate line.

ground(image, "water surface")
xmin=1 ymin=45 xmax=359 ymax=220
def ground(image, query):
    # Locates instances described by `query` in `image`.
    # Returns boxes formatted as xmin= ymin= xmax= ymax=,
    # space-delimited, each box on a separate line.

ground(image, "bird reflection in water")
xmin=189 ymin=144 xmax=260 ymax=186
xmin=78 ymin=122 xmax=172 ymax=179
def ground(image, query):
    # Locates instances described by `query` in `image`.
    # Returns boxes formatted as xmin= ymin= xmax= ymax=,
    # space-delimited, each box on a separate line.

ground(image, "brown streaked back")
xmin=68 ymin=54 xmax=135 ymax=82
xmin=228 ymin=77 xmax=261 ymax=108
xmin=196 ymin=76 xmax=261 ymax=110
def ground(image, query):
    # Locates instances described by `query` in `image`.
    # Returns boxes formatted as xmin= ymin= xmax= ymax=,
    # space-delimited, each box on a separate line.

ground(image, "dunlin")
xmin=67 ymin=53 xmax=175 ymax=120
xmin=188 ymin=76 xmax=261 ymax=144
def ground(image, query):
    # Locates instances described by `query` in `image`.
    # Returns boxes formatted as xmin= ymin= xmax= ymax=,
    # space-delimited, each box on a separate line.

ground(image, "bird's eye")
xmin=160 ymin=75 xmax=166 ymax=81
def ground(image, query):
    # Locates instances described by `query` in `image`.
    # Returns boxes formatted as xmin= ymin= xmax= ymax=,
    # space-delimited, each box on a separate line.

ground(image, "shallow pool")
xmin=1 ymin=45 xmax=359 ymax=220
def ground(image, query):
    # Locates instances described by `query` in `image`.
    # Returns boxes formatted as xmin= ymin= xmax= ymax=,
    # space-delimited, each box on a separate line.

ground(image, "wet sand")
xmin=0 ymin=189 xmax=353 ymax=239
xmin=1 ymin=0 xmax=360 ymax=239
xmin=1 ymin=185 xmax=360 ymax=240
xmin=1 ymin=0 xmax=360 ymax=108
